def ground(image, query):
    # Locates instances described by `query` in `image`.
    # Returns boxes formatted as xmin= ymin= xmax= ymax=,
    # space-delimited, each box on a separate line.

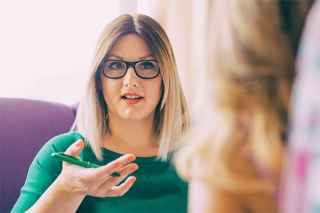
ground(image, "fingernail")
xmin=130 ymin=176 xmax=137 ymax=182
xmin=76 ymin=140 xmax=83 ymax=148
xmin=128 ymin=154 xmax=136 ymax=161
xmin=130 ymin=165 xmax=138 ymax=173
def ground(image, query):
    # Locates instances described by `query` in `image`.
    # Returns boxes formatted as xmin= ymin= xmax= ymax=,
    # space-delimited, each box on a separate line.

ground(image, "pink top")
xmin=281 ymin=2 xmax=320 ymax=213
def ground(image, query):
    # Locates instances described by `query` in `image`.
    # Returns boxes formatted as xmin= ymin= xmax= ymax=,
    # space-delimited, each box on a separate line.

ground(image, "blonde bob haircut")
xmin=72 ymin=14 xmax=190 ymax=161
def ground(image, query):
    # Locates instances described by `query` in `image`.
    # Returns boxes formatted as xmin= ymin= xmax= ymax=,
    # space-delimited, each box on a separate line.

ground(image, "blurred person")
xmin=175 ymin=0 xmax=313 ymax=212
xmin=12 ymin=14 xmax=190 ymax=213
xmin=281 ymin=1 xmax=320 ymax=212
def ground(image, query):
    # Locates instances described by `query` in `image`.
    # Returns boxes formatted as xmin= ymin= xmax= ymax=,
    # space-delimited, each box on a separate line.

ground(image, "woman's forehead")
xmin=109 ymin=34 xmax=152 ymax=60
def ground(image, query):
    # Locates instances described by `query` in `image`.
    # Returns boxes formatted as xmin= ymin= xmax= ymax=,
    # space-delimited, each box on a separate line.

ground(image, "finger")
xmin=112 ymin=163 xmax=139 ymax=186
xmin=64 ymin=139 xmax=84 ymax=158
xmin=118 ymin=163 xmax=139 ymax=176
xmin=93 ymin=175 xmax=122 ymax=197
xmin=94 ymin=154 xmax=136 ymax=177
xmin=106 ymin=176 xmax=136 ymax=197
xmin=93 ymin=163 xmax=138 ymax=195
xmin=113 ymin=154 xmax=136 ymax=167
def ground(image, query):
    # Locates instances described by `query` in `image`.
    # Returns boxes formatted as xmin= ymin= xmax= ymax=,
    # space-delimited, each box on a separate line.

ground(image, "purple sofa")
xmin=0 ymin=98 xmax=76 ymax=212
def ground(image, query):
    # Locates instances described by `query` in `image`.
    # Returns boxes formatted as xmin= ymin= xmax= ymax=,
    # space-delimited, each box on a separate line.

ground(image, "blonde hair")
xmin=72 ymin=14 xmax=190 ymax=160
xmin=176 ymin=0 xmax=312 ymax=195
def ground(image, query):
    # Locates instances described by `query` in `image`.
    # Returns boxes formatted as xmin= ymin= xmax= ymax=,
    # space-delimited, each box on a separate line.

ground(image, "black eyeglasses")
xmin=99 ymin=59 xmax=160 ymax=79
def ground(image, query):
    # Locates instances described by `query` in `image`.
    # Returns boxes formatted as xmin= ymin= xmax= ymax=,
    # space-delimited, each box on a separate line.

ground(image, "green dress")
xmin=11 ymin=132 xmax=187 ymax=213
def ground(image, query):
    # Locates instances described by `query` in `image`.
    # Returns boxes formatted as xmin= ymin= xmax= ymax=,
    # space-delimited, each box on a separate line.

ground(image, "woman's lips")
xmin=121 ymin=96 xmax=144 ymax=105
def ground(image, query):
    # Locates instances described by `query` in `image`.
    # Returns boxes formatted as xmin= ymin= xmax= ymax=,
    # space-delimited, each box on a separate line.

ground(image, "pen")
xmin=51 ymin=152 xmax=121 ymax=177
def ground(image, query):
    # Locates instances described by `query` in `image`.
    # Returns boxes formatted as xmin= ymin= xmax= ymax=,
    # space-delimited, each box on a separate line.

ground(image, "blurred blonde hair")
xmin=176 ymin=0 xmax=312 ymax=195
xmin=72 ymin=14 xmax=190 ymax=160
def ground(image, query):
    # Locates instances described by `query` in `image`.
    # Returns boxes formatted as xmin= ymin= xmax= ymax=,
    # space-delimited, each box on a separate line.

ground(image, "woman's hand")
xmin=56 ymin=139 xmax=138 ymax=198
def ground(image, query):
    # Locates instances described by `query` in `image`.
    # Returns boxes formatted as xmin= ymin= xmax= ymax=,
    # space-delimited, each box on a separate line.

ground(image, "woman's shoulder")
xmin=35 ymin=131 xmax=84 ymax=161
xmin=46 ymin=131 xmax=84 ymax=152
xmin=30 ymin=131 xmax=84 ymax=173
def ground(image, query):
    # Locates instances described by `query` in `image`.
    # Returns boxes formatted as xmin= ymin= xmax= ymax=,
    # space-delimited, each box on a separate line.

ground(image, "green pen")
xmin=51 ymin=152 xmax=121 ymax=177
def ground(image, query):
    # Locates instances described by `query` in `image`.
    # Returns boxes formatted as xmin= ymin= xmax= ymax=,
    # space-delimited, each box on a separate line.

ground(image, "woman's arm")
xmin=26 ymin=176 xmax=85 ymax=213
xmin=188 ymin=179 xmax=243 ymax=213
xmin=19 ymin=139 xmax=138 ymax=213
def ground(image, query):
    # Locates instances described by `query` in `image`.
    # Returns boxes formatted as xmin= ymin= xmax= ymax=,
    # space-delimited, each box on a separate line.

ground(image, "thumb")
xmin=64 ymin=139 xmax=84 ymax=158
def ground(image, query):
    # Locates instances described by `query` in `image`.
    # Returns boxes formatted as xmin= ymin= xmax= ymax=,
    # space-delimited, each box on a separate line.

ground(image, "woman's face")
xmin=100 ymin=33 xmax=162 ymax=121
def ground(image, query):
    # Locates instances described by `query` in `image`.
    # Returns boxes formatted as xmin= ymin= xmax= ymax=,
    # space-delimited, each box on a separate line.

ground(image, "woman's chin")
xmin=118 ymin=111 xmax=145 ymax=120
xmin=117 ymin=109 xmax=153 ymax=121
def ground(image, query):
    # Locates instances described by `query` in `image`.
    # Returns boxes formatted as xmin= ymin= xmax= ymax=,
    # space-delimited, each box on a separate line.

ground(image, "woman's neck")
xmin=103 ymin=114 xmax=159 ymax=157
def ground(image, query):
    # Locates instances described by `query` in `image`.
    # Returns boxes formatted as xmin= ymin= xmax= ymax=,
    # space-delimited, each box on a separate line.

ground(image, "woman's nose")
xmin=123 ymin=66 xmax=139 ymax=88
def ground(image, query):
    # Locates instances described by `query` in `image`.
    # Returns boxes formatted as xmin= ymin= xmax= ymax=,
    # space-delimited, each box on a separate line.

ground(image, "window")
xmin=0 ymin=0 xmax=121 ymax=104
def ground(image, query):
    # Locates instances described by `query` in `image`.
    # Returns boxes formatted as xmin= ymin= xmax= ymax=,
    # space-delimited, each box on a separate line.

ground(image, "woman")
xmin=282 ymin=1 xmax=320 ymax=212
xmin=175 ymin=0 xmax=312 ymax=212
xmin=12 ymin=14 xmax=190 ymax=213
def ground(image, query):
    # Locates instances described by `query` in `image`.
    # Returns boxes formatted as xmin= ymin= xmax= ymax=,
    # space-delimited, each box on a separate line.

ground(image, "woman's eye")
xmin=139 ymin=61 xmax=156 ymax=69
xmin=108 ymin=62 xmax=124 ymax=70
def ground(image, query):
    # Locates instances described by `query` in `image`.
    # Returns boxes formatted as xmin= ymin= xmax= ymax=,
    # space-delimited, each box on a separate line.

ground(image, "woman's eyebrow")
xmin=109 ymin=54 xmax=154 ymax=60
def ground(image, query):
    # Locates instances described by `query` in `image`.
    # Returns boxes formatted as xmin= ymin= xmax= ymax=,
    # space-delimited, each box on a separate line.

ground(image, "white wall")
xmin=0 ymin=0 xmax=122 ymax=105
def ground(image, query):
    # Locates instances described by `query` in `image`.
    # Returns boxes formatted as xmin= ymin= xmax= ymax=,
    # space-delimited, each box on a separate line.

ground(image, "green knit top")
xmin=11 ymin=132 xmax=187 ymax=213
